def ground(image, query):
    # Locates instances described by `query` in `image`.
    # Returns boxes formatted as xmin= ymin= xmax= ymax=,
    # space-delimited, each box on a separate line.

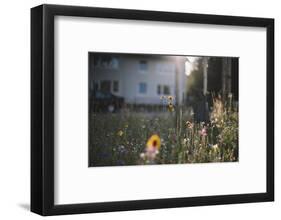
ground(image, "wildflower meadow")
xmin=89 ymin=94 xmax=238 ymax=167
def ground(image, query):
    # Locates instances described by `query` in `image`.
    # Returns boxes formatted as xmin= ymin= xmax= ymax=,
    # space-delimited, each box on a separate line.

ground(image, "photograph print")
xmin=88 ymin=52 xmax=239 ymax=167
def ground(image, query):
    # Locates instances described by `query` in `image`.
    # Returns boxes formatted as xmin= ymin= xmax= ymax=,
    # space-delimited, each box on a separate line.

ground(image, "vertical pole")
xmin=175 ymin=57 xmax=180 ymax=138
xmin=222 ymin=57 xmax=232 ymax=99
xmin=203 ymin=57 xmax=208 ymax=95
xmin=222 ymin=58 xmax=227 ymax=98
xmin=227 ymin=58 xmax=232 ymax=95
xmin=175 ymin=58 xmax=180 ymax=106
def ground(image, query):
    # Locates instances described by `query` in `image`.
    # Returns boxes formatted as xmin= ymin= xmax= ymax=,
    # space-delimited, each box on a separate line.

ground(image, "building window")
xmin=111 ymin=58 xmax=119 ymax=69
xmin=139 ymin=60 xmax=148 ymax=72
xmin=138 ymin=82 xmax=147 ymax=94
xmin=96 ymin=80 xmax=120 ymax=94
xmin=100 ymin=80 xmax=111 ymax=93
xmin=157 ymin=85 xmax=171 ymax=95
xmin=163 ymin=85 xmax=170 ymax=95
xmin=113 ymin=81 xmax=119 ymax=93
xmin=157 ymin=85 xmax=161 ymax=95
xmin=94 ymin=56 xmax=119 ymax=69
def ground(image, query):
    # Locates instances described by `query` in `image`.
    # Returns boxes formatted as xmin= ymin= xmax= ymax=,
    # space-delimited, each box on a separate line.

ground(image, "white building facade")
xmin=89 ymin=53 xmax=187 ymax=105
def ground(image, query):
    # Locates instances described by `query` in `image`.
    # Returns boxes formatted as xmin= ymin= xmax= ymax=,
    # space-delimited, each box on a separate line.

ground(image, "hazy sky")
xmin=185 ymin=56 xmax=198 ymax=76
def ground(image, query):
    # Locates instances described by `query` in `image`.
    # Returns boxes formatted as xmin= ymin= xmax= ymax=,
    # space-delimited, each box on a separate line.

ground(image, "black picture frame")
xmin=31 ymin=4 xmax=274 ymax=216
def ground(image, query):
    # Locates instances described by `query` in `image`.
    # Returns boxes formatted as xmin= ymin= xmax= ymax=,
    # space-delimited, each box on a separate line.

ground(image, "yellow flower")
xmin=167 ymin=103 xmax=174 ymax=112
xmin=185 ymin=121 xmax=193 ymax=129
xmin=146 ymin=134 xmax=161 ymax=150
xmin=167 ymin=95 xmax=174 ymax=101
xmin=117 ymin=130 xmax=124 ymax=137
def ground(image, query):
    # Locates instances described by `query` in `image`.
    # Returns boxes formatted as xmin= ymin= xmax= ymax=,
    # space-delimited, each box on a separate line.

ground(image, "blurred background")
xmin=89 ymin=53 xmax=238 ymax=115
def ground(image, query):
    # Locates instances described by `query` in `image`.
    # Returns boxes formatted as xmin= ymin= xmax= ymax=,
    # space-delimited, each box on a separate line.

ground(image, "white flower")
xmin=212 ymin=144 xmax=219 ymax=150
xmin=140 ymin=153 xmax=145 ymax=159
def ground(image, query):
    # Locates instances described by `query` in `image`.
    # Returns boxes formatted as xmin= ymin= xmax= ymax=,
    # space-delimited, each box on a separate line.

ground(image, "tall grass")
xmin=89 ymin=95 xmax=238 ymax=166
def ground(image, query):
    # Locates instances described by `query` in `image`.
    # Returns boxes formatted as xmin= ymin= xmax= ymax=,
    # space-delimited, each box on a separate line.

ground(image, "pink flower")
xmin=144 ymin=147 xmax=159 ymax=161
xmin=199 ymin=127 xmax=208 ymax=136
